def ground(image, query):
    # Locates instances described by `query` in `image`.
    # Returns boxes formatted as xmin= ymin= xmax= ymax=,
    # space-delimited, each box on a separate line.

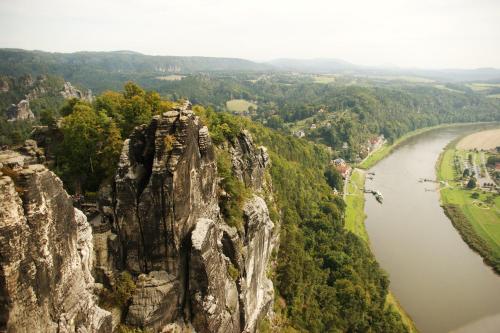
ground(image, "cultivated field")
xmin=313 ymin=75 xmax=337 ymax=84
xmin=155 ymin=75 xmax=185 ymax=81
xmin=226 ymin=99 xmax=257 ymax=112
xmin=456 ymin=129 xmax=500 ymax=150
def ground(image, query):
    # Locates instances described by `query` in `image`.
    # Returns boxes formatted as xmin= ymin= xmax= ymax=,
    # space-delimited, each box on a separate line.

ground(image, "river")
xmin=364 ymin=124 xmax=500 ymax=333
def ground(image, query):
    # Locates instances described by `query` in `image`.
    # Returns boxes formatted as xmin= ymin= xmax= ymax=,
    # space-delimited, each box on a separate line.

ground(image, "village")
xmin=452 ymin=147 xmax=500 ymax=193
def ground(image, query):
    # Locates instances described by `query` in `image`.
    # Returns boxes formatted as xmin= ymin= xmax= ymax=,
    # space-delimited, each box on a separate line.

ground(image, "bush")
xmin=467 ymin=177 xmax=477 ymax=189
xmin=99 ymin=271 xmax=136 ymax=309
xmin=216 ymin=149 xmax=251 ymax=230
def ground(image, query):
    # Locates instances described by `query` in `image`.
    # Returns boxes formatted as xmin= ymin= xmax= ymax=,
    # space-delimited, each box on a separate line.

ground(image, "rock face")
xmin=103 ymin=103 xmax=278 ymax=332
xmin=61 ymin=81 xmax=93 ymax=102
xmin=0 ymin=77 xmax=9 ymax=92
xmin=6 ymin=99 xmax=34 ymax=122
xmin=0 ymin=150 xmax=112 ymax=332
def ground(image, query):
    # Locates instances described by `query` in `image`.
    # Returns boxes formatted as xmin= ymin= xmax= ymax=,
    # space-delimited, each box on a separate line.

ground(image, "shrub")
xmin=99 ymin=271 xmax=136 ymax=309
xmin=163 ymin=134 xmax=176 ymax=152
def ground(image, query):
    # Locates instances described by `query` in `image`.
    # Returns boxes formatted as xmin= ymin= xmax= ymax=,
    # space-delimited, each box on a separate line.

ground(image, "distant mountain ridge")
xmin=1 ymin=49 xmax=499 ymax=89
xmin=266 ymin=58 xmax=500 ymax=82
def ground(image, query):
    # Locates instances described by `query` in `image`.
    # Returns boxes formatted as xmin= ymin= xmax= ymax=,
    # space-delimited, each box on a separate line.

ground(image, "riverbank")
xmin=344 ymin=169 xmax=419 ymax=333
xmin=358 ymin=123 xmax=482 ymax=170
xmin=436 ymin=136 xmax=500 ymax=274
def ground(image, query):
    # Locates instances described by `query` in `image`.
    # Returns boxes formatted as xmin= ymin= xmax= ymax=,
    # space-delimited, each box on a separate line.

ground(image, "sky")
xmin=0 ymin=0 xmax=499 ymax=69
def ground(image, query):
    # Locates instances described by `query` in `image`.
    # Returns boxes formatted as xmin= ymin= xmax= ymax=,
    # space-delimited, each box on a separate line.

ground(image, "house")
xmin=294 ymin=130 xmax=305 ymax=138
xmin=310 ymin=123 xmax=317 ymax=130
xmin=332 ymin=158 xmax=346 ymax=167
xmin=368 ymin=135 xmax=384 ymax=151
xmin=336 ymin=164 xmax=352 ymax=179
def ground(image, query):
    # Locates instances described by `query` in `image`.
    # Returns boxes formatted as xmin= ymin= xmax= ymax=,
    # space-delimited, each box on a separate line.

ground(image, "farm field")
xmin=456 ymin=128 xmax=500 ymax=150
xmin=155 ymin=75 xmax=185 ymax=81
xmin=313 ymin=75 xmax=337 ymax=84
xmin=226 ymin=99 xmax=257 ymax=112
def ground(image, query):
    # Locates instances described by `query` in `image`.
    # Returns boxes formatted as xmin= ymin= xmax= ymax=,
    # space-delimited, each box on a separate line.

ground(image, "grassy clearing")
xmin=226 ymin=99 xmax=258 ymax=112
xmin=437 ymin=145 xmax=500 ymax=273
xmin=488 ymin=94 xmax=500 ymax=99
xmin=344 ymin=169 xmax=418 ymax=332
xmin=313 ymin=75 xmax=337 ymax=84
xmin=344 ymin=169 xmax=369 ymax=241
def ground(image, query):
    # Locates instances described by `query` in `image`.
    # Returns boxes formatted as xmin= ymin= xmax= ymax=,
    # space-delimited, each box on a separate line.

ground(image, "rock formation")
xmin=97 ymin=102 xmax=278 ymax=332
xmin=0 ymin=100 xmax=278 ymax=332
xmin=0 ymin=77 xmax=9 ymax=92
xmin=6 ymin=99 xmax=34 ymax=122
xmin=0 ymin=148 xmax=112 ymax=333
xmin=61 ymin=81 xmax=93 ymax=102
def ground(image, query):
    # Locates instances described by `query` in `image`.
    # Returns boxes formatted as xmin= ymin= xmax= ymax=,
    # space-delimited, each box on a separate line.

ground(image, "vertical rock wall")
xmin=108 ymin=104 xmax=278 ymax=332
xmin=0 ymin=151 xmax=112 ymax=333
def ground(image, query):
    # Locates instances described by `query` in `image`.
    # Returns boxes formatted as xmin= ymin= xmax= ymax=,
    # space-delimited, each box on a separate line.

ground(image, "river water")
xmin=364 ymin=125 xmax=500 ymax=333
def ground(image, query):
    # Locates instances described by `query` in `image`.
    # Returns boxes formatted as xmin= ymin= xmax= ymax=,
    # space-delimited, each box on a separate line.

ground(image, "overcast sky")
xmin=1 ymin=0 xmax=499 ymax=69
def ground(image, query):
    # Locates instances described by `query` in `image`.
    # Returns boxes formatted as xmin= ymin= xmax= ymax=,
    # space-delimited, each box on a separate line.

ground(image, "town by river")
xmin=364 ymin=124 xmax=500 ymax=333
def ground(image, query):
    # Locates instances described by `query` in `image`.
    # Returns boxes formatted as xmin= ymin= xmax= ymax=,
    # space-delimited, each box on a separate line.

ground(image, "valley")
xmin=1 ymin=49 xmax=500 ymax=333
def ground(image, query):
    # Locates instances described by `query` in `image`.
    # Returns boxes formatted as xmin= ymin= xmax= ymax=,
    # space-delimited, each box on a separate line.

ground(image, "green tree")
xmin=58 ymin=102 xmax=105 ymax=193
xmin=462 ymin=168 xmax=470 ymax=178
xmin=467 ymin=177 xmax=477 ymax=189
xmin=324 ymin=166 xmax=344 ymax=192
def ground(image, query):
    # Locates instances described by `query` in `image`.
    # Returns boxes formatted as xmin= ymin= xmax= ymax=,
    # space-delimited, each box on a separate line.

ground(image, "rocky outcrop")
xmin=61 ymin=81 xmax=93 ymax=102
xmin=101 ymin=103 xmax=278 ymax=332
xmin=6 ymin=99 xmax=34 ymax=122
xmin=0 ymin=77 xmax=9 ymax=92
xmin=126 ymin=271 xmax=180 ymax=331
xmin=0 ymin=150 xmax=112 ymax=332
xmin=240 ymin=196 xmax=275 ymax=332
xmin=229 ymin=130 xmax=270 ymax=191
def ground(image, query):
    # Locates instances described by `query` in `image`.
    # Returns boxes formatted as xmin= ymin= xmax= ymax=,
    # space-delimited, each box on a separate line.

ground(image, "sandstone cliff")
xmin=0 ymin=101 xmax=277 ymax=333
xmin=0 ymin=148 xmax=112 ymax=333
xmin=97 ymin=102 xmax=278 ymax=332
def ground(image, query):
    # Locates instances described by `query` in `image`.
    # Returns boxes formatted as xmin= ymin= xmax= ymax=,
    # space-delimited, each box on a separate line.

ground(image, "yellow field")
xmin=155 ymin=75 xmax=185 ymax=81
xmin=313 ymin=75 xmax=337 ymax=84
xmin=467 ymin=83 xmax=500 ymax=91
xmin=456 ymin=129 xmax=500 ymax=150
xmin=226 ymin=99 xmax=258 ymax=112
